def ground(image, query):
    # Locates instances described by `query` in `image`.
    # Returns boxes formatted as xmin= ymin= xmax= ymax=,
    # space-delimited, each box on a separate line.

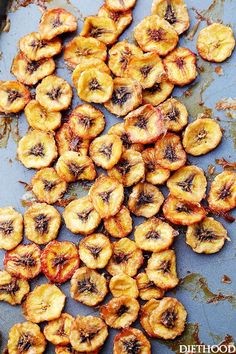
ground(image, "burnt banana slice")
xmin=104 ymin=205 xmax=133 ymax=238
xmin=208 ymin=171 xmax=236 ymax=212
xmin=109 ymin=274 xmax=139 ymax=298
xmin=44 ymin=313 xmax=74 ymax=345
xmin=143 ymin=80 xmax=174 ymax=106
xmin=142 ymin=147 xmax=170 ymax=185
xmin=0 ymin=270 xmax=29 ymax=305
xmin=56 ymin=123 xmax=90 ymax=156
xmin=98 ymin=4 xmax=132 ymax=36
xmin=159 ymin=97 xmax=188 ymax=132
xmin=140 ymin=299 xmax=161 ymax=337
xmin=113 ymin=327 xmax=151 ymax=354
xmin=136 ymin=272 xmax=165 ymax=301
xmin=0 ymin=207 xmax=23 ymax=251
xmin=0 ymin=81 xmax=30 ymax=114
xmin=108 ymin=122 xmax=143 ymax=152
xmin=81 ymin=16 xmax=118 ymax=45
xmin=105 ymin=0 xmax=137 ymax=11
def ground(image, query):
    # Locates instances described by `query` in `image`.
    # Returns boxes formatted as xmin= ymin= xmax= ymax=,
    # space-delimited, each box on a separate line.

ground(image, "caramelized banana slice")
xmin=31 ymin=167 xmax=67 ymax=204
xmin=163 ymin=195 xmax=206 ymax=225
xmin=159 ymin=98 xmax=188 ymax=132
xmin=0 ymin=207 xmax=23 ymax=251
xmin=44 ymin=313 xmax=74 ymax=345
xmin=0 ymin=81 xmax=30 ymax=114
xmin=134 ymin=217 xmax=175 ymax=252
xmin=197 ymin=23 xmax=235 ymax=63
xmin=142 ymin=148 xmax=170 ymax=185
xmin=89 ymin=175 xmax=124 ymax=218
xmin=104 ymin=205 xmax=133 ymax=238
xmin=81 ymin=16 xmax=117 ymax=45
xmin=79 ymin=233 xmax=112 ymax=269
xmin=109 ymin=274 xmax=139 ymax=298
xmin=24 ymin=203 xmax=61 ymax=245
xmin=134 ymin=15 xmax=178 ymax=56
xmin=106 ymin=238 xmax=143 ymax=277
xmin=63 ymin=197 xmax=101 ymax=235
xmin=182 ymin=118 xmax=222 ymax=156
xmin=146 ymin=250 xmax=179 ymax=290
xmin=7 ymin=322 xmax=46 ymax=354
xmin=64 ymin=36 xmax=107 ymax=68
xmin=4 ymin=243 xmax=41 ymax=280
xmin=0 ymin=270 xmax=29 ymax=305
xmin=36 ymin=75 xmax=72 ymax=112
xmin=98 ymin=4 xmax=132 ymax=36
xmin=70 ymin=315 xmax=108 ymax=352
xmin=72 ymin=58 xmax=110 ymax=88
xmin=56 ymin=123 xmax=90 ymax=156
xmin=140 ymin=299 xmax=161 ymax=337
xmin=128 ymin=182 xmax=164 ymax=217
xmin=17 ymin=129 xmax=58 ymax=170
xmin=114 ymin=327 xmax=151 ymax=354
xmin=39 ymin=8 xmax=77 ymax=40
xmin=155 ymin=132 xmax=186 ymax=171
xmin=55 ymin=344 xmax=99 ymax=354
xmin=25 ymin=100 xmax=61 ymax=132
xmin=105 ymin=0 xmax=136 ymax=11
xmin=143 ymin=80 xmax=174 ymax=106
xmin=70 ymin=267 xmax=108 ymax=306
xmin=136 ymin=272 xmax=165 ymax=301
xmin=208 ymin=171 xmax=236 ymax=212
xmin=167 ymin=165 xmax=207 ymax=203
xmin=108 ymin=122 xmax=143 ymax=152
xmin=23 ymin=283 xmax=66 ymax=323
xmin=11 ymin=52 xmax=55 ymax=86
xmin=100 ymin=296 xmax=139 ymax=329
xmin=124 ymin=104 xmax=164 ymax=144
xmin=151 ymin=0 xmax=190 ymax=35
xmin=163 ymin=47 xmax=197 ymax=86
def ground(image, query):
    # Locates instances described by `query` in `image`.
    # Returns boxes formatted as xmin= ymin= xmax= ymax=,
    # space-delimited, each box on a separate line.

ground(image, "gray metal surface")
xmin=0 ymin=0 xmax=236 ymax=353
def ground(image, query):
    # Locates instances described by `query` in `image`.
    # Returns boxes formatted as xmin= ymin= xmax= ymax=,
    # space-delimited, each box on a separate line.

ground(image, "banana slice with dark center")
xmin=98 ymin=4 xmax=133 ymax=36
xmin=0 ymin=80 xmax=30 ymax=114
xmin=208 ymin=171 xmax=236 ymax=212
xmin=136 ymin=272 xmax=165 ymax=301
xmin=105 ymin=0 xmax=137 ymax=11
xmin=104 ymin=205 xmax=133 ymax=238
xmin=159 ymin=97 xmax=188 ymax=132
xmin=81 ymin=16 xmax=118 ymax=45
xmin=142 ymin=147 xmax=170 ymax=185
xmin=109 ymin=274 xmax=139 ymax=298
xmin=0 ymin=207 xmax=23 ymax=251
xmin=0 ymin=270 xmax=29 ymax=305
xmin=56 ymin=123 xmax=90 ymax=156
xmin=55 ymin=344 xmax=99 ymax=354
xmin=143 ymin=80 xmax=174 ymax=106
xmin=113 ymin=327 xmax=151 ymax=354
xmin=44 ymin=313 xmax=74 ymax=345
xmin=108 ymin=122 xmax=143 ymax=152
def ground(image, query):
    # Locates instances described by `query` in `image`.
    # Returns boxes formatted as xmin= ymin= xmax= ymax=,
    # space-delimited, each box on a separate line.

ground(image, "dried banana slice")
xmin=0 ymin=207 xmax=23 ymax=251
xmin=25 ymin=100 xmax=61 ymax=132
xmin=11 ymin=52 xmax=55 ymax=86
xmin=142 ymin=80 xmax=174 ymax=106
xmin=136 ymin=272 xmax=165 ymax=301
xmin=89 ymin=175 xmax=124 ymax=218
xmin=186 ymin=217 xmax=230 ymax=254
xmin=124 ymin=104 xmax=164 ymax=144
xmin=208 ymin=171 xmax=236 ymax=212
xmin=182 ymin=118 xmax=222 ymax=156
xmin=39 ymin=8 xmax=77 ymax=40
xmin=105 ymin=0 xmax=136 ymax=11
xmin=4 ymin=243 xmax=41 ymax=280
xmin=151 ymin=0 xmax=190 ymax=35
xmin=31 ymin=167 xmax=67 ymax=204
xmin=104 ymin=205 xmax=133 ymax=238
xmin=98 ymin=4 xmax=132 ymax=36
xmin=108 ymin=122 xmax=143 ymax=152
xmin=89 ymin=134 xmax=123 ymax=169
xmin=134 ymin=217 xmax=176 ymax=252
xmin=134 ymin=15 xmax=178 ymax=56
xmin=44 ymin=313 xmax=74 ymax=345
xmin=155 ymin=132 xmax=186 ymax=171
xmin=0 ymin=81 xmax=30 ymax=114
xmin=23 ymin=283 xmax=66 ymax=323
xmin=163 ymin=47 xmax=197 ymax=86
xmin=56 ymin=123 xmax=90 ymax=156
xmin=24 ymin=203 xmax=61 ymax=245
xmin=142 ymin=148 xmax=170 ymax=185
xmin=0 ymin=270 xmax=29 ymax=305
xmin=55 ymin=344 xmax=99 ymax=354
xmin=113 ymin=327 xmax=151 ymax=354
xmin=197 ymin=23 xmax=235 ymax=63
xmin=146 ymin=249 xmax=179 ymax=290
xmin=140 ymin=299 xmax=160 ymax=337
xmin=36 ymin=75 xmax=72 ymax=112
xmin=63 ymin=197 xmax=101 ymax=235
xmin=7 ymin=322 xmax=46 ymax=354
xmin=81 ymin=16 xmax=117 ymax=45
xmin=70 ymin=315 xmax=108 ymax=352
xmin=79 ymin=233 xmax=112 ymax=269
xmin=100 ymin=295 xmax=139 ymax=329
xmin=17 ymin=129 xmax=58 ymax=170
xmin=70 ymin=267 xmax=108 ymax=306
xmin=128 ymin=182 xmax=164 ymax=217
xmin=163 ymin=195 xmax=206 ymax=225
xmin=106 ymin=238 xmax=143 ymax=277
xmin=159 ymin=97 xmax=188 ymax=132
xmin=109 ymin=274 xmax=139 ymax=298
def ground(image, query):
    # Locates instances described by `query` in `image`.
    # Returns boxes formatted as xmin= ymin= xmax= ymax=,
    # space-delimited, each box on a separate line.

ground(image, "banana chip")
xmin=0 ymin=207 xmax=23 ymax=251
xmin=44 ymin=313 xmax=74 ymax=345
xmin=136 ymin=272 xmax=165 ymax=301
xmin=108 ymin=122 xmax=143 ymax=152
xmin=142 ymin=148 xmax=170 ymax=185
xmin=109 ymin=274 xmax=139 ymax=298
xmin=159 ymin=97 xmax=188 ymax=132
xmin=104 ymin=205 xmax=133 ymax=238
xmin=105 ymin=0 xmax=136 ymax=11
xmin=0 ymin=81 xmax=30 ymax=114
xmin=0 ymin=270 xmax=29 ymax=305
xmin=56 ymin=123 xmax=90 ymax=156
xmin=98 ymin=5 xmax=132 ymax=36
xmin=81 ymin=16 xmax=118 ymax=45
xmin=142 ymin=80 xmax=174 ymax=106
xmin=140 ymin=299 xmax=161 ymax=337
xmin=55 ymin=344 xmax=99 ymax=354
xmin=208 ymin=171 xmax=236 ymax=212
xmin=113 ymin=327 xmax=151 ymax=354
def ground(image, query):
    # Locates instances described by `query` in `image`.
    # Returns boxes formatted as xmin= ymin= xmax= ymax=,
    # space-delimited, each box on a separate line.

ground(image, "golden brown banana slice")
xmin=63 ymin=196 xmax=101 ymax=235
xmin=163 ymin=195 xmax=206 ymax=225
xmin=128 ymin=182 xmax=164 ymax=217
xmin=70 ymin=267 xmax=108 ymax=306
xmin=136 ymin=272 xmax=165 ymax=301
xmin=89 ymin=134 xmax=123 ymax=169
xmin=159 ymin=97 xmax=188 ymax=132
xmin=109 ymin=274 xmax=139 ymax=298
xmin=108 ymin=122 xmax=143 ymax=152
xmin=31 ymin=167 xmax=67 ymax=204
xmin=182 ymin=118 xmax=222 ymax=156
xmin=100 ymin=295 xmax=139 ymax=329
xmin=81 ymin=16 xmax=117 ymax=45
xmin=197 ymin=23 xmax=235 ymax=63
xmin=36 ymin=75 xmax=72 ymax=112
xmin=208 ymin=171 xmax=236 ymax=212
xmin=7 ymin=322 xmax=46 ymax=354
xmin=79 ymin=233 xmax=112 ymax=269
xmin=0 ymin=270 xmax=29 ymax=305
xmin=105 ymin=0 xmax=136 ymax=11
xmin=44 ymin=313 xmax=74 ymax=345
xmin=142 ymin=148 xmax=170 ymax=185
xmin=124 ymin=104 xmax=164 ymax=144
xmin=0 ymin=207 xmax=23 ymax=251
xmin=142 ymin=80 xmax=174 ymax=106
xmin=39 ymin=8 xmax=77 ymax=40
xmin=151 ymin=0 xmax=190 ymax=35
xmin=55 ymin=344 xmax=99 ymax=354
xmin=25 ymin=100 xmax=61 ymax=132
xmin=11 ymin=52 xmax=55 ymax=86
xmin=106 ymin=238 xmax=143 ymax=277
xmin=0 ymin=81 xmax=30 ymax=114
xmin=23 ymin=283 xmax=66 ymax=323
xmin=17 ymin=129 xmax=58 ymax=170
xmin=89 ymin=175 xmax=124 ymax=218
xmin=56 ymin=123 xmax=90 ymax=156
xmin=140 ymin=299 xmax=161 ymax=337
xmin=155 ymin=132 xmax=186 ymax=171
xmin=113 ymin=327 xmax=151 ymax=354
xmin=104 ymin=205 xmax=133 ymax=238
xmin=70 ymin=315 xmax=108 ymax=352
xmin=146 ymin=250 xmax=179 ymax=290
xmin=134 ymin=15 xmax=178 ymax=56
xmin=98 ymin=4 xmax=132 ymax=36
xmin=163 ymin=47 xmax=197 ymax=86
